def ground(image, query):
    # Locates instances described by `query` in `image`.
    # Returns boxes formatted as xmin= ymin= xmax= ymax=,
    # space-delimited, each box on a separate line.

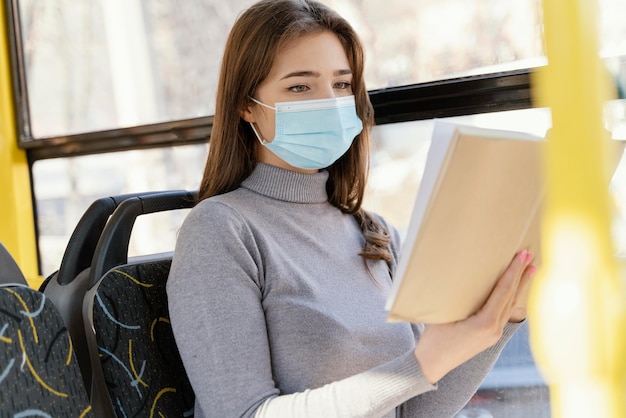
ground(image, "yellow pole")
xmin=0 ymin=1 xmax=40 ymax=286
xmin=530 ymin=0 xmax=626 ymax=416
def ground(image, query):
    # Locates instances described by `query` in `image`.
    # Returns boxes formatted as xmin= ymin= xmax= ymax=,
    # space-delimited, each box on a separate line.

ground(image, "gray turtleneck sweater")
xmin=167 ymin=163 xmax=519 ymax=418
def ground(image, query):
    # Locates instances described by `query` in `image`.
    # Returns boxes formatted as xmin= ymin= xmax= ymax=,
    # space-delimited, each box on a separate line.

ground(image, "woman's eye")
xmin=289 ymin=85 xmax=309 ymax=93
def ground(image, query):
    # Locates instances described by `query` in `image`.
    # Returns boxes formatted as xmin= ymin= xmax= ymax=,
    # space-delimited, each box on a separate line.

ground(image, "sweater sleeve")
xmin=399 ymin=321 xmax=521 ymax=418
xmin=167 ymin=201 xmax=438 ymax=418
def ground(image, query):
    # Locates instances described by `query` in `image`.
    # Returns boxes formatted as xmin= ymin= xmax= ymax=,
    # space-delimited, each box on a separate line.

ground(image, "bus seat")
xmin=0 ymin=283 xmax=93 ymax=417
xmin=85 ymin=259 xmax=195 ymax=417
xmin=83 ymin=190 xmax=196 ymax=417
xmin=0 ymin=242 xmax=27 ymax=285
xmin=40 ymin=191 xmax=188 ymax=398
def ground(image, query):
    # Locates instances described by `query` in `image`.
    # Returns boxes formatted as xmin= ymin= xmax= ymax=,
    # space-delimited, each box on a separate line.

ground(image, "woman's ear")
xmin=240 ymin=101 xmax=255 ymax=123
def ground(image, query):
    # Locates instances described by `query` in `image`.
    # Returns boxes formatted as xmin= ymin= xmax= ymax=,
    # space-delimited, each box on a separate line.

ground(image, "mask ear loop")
xmin=249 ymin=122 xmax=269 ymax=145
xmin=248 ymin=96 xmax=276 ymax=111
xmin=247 ymin=96 xmax=276 ymax=145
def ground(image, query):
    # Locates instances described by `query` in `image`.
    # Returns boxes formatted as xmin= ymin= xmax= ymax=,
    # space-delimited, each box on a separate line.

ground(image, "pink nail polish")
xmin=520 ymin=249 xmax=528 ymax=262
xmin=528 ymin=265 xmax=537 ymax=277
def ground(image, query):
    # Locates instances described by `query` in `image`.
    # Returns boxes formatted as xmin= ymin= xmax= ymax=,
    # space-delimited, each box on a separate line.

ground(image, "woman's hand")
xmin=413 ymin=250 xmax=536 ymax=384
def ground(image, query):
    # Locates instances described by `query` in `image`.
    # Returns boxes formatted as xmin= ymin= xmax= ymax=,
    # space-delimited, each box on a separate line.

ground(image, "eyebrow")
xmin=280 ymin=69 xmax=352 ymax=80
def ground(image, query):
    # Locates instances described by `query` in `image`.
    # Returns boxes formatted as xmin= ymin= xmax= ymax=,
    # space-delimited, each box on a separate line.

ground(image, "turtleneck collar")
xmin=241 ymin=163 xmax=329 ymax=204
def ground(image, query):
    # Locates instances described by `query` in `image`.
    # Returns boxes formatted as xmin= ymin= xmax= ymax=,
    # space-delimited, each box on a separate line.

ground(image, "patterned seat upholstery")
xmin=0 ymin=284 xmax=93 ymax=417
xmin=84 ymin=259 xmax=195 ymax=417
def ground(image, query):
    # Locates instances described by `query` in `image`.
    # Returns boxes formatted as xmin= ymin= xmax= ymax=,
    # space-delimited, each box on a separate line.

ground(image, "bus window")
xmin=16 ymin=0 xmax=256 ymax=137
xmin=16 ymin=0 xmax=625 ymax=141
xmin=14 ymin=0 xmax=545 ymax=139
xmin=31 ymin=143 xmax=207 ymax=276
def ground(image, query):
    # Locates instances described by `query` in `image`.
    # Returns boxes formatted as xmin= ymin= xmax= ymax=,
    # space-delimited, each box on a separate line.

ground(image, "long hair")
xmin=199 ymin=0 xmax=391 ymax=263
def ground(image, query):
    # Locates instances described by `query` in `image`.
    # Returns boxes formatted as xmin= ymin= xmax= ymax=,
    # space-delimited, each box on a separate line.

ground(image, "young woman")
xmin=167 ymin=1 xmax=536 ymax=417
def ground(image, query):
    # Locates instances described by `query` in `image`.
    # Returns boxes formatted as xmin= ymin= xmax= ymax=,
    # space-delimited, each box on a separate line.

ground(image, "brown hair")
xmin=198 ymin=0 xmax=391 ymax=263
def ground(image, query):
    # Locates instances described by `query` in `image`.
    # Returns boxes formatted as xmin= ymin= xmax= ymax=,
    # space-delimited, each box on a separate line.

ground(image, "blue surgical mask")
xmin=248 ymin=95 xmax=363 ymax=170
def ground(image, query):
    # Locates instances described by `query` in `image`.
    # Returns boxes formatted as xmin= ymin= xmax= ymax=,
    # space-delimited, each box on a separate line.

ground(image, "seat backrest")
xmin=0 ymin=284 xmax=93 ymax=416
xmin=0 ymin=242 xmax=27 ymax=285
xmin=83 ymin=190 xmax=197 ymax=417
xmin=40 ymin=191 xmax=187 ymax=398
xmin=84 ymin=259 xmax=195 ymax=417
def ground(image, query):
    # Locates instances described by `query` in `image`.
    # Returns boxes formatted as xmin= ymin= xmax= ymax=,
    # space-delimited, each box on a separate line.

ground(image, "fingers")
xmin=508 ymin=262 xmax=537 ymax=322
xmin=480 ymin=250 xmax=534 ymax=324
xmin=495 ymin=251 xmax=526 ymax=323
xmin=517 ymin=263 xmax=537 ymax=301
xmin=501 ymin=250 xmax=535 ymax=322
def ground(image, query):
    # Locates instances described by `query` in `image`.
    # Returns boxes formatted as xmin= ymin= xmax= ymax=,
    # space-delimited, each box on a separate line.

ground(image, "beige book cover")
xmin=386 ymin=121 xmax=625 ymax=325
xmin=385 ymin=121 xmax=545 ymax=324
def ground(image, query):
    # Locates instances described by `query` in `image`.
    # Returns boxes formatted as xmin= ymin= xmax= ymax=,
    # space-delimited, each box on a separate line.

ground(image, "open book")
xmin=385 ymin=121 xmax=545 ymax=324
xmin=385 ymin=121 xmax=625 ymax=324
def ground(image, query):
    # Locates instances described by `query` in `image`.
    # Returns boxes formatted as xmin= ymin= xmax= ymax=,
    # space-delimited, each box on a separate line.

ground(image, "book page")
xmin=386 ymin=121 xmax=459 ymax=307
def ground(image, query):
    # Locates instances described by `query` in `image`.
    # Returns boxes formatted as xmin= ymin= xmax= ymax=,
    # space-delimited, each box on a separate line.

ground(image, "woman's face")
xmin=241 ymin=30 xmax=354 ymax=173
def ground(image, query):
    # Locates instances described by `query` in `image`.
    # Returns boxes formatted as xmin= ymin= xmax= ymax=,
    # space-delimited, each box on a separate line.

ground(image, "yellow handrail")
xmin=0 ymin=1 xmax=39 ymax=286
xmin=530 ymin=0 xmax=626 ymax=417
